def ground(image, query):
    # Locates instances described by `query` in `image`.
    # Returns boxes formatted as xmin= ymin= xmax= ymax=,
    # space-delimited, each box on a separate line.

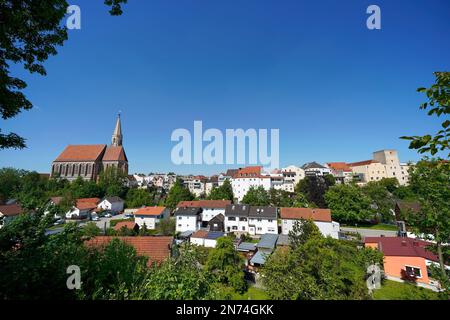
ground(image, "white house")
xmin=0 ymin=204 xmax=24 ymax=229
xmin=97 ymin=196 xmax=124 ymax=213
xmin=280 ymin=207 xmax=340 ymax=239
xmin=177 ymin=200 xmax=231 ymax=227
xmin=301 ymin=162 xmax=332 ymax=177
xmin=65 ymin=198 xmax=100 ymax=220
xmin=224 ymin=204 xmax=278 ymax=236
xmin=133 ymin=206 xmax=170 ymax=229
xmin=183 ymin=176 xmax=207 ymax=198
xmin=231 ymin=166 xmax=272 ymax=202
xmin=174 ymin=207 xmax=202 ymax=233
xmin=190 ymin=230 xmax=225 ymax=248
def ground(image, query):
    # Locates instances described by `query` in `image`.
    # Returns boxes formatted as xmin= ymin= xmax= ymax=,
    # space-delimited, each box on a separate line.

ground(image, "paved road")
xmin=341 ymin=227 xmax=397 ymax=238
xmin=93 ymin=213 xmax=127 ymax=230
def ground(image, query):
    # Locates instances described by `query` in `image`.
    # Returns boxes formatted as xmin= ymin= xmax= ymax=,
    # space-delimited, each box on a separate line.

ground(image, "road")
xmin=93 ymin=213 xmax=127 ymax=231
xmin=341 ymin=227 xmax=397 ymax=238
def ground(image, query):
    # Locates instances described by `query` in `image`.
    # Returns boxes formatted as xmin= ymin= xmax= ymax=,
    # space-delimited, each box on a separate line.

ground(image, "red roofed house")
xmin=326 ymin=162 xmax=354 ymax=184
xmin=65 ymin=198 xmax=101 ymax=220
xmin=177 ymin=200 xmax=231 ymax=227
xmin=113 ymin=221 xmax=139 ymax=233
xmin=365 ymin=237 xmax=449 ymax=290
xmin=85 ymin=236 xmax=173 ymax=266
xmin=51 ymin=115 xmax=128 ymax=182
xmin=133 ymin=206 xmax=170 ymax=229
xmin=0 ymin=204 xmax=24 ymax=228
xmin=280 ymin=207 xmax=340 ymax=239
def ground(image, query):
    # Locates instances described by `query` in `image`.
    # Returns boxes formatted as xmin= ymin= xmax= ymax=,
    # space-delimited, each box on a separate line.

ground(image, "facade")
xmin=51 ymin=115 xmax=128 ymax=181
xmin=98 ymin=196 xmax=124 ymax=213
xmin=281 ymin=165 xmax=305 ymax=192
xmin=208 ymin=214 xmax=225 ymax=232
xmin=301 ymin=162 xmax=332 ymax=177
xmin=183 ymin=176 xmax=207 ymax=198
xmin=365 ymin=237 xmax=449 ymax=291
xmin=326 ymin=162 xmax=354 ymax=184
xmin=280 ymin=207 xmax=340 ymax=239
xmin=190 ymin=230 xmax=225 ymax=248
xmin=231 ymin=166 xmax=272 ymax=202
xmin=224 ymin=204 xmax=277 ymax=236
xmin=133 ymin=206 xmax=170 ymax=229
xmin=205 ymin=176 xmax=219 ymax=195
xmin=66 ymin=198 xmax=100 ymax=220
xmin=218 ymin=169 xmax=239 ymax=186
xmin=174 ymin=207 xmax=202 ymax=232
xmin=177 ymin=200 xmax=231 ymax=226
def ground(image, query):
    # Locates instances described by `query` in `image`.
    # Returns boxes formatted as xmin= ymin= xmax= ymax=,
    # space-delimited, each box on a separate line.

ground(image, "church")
xmin=51 ymin=115 xmax=128 ymax=181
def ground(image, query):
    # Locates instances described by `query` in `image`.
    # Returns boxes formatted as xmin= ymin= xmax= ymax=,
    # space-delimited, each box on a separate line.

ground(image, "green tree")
xmin=0 ymin=168 xmax=24 ymax=204
xmin=288 ymin=219 xmax=323 ymax=250
xmin=82 ymin=222 xmax=101 ymax=237
xmin=362 ymin=181 xmax=396 ymax=223
xmin=69 ymin=177 xmax=104 ymax=199
xmin=98 ymin=166 xmax=128 ymax=198
xmin=406 ymin=159 xmax=449 ymax=278
xmin=164 ymin=178 xmax=195 ymax=210
xmin=295 ymin=175 xmax=334 ymax=208
xmin=241 ymin=186 xmax=270 ymax=206
xmin=269 ymin=188 xmax=294 ymax=207
xmin=157 ymin=218 xmax=176 ymax=236
xmin=125 ymin=188 xmax=154 ymax=208
xmin=208 ymin=179 xmax=234 ymax=201
xmin=206 ymin=237 xmax=247 ymax=293
xmin=401 ymin=72 xmax=450 ymax=157
xmin=0 ymin=0 xmax=127 ymax=149
xmin=325 ymin=184 xmax=373 ymax=223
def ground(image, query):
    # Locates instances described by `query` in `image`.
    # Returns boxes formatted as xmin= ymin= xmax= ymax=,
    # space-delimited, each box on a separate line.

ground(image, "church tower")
xmin=112 ymin=114 xmax=123 ymax=147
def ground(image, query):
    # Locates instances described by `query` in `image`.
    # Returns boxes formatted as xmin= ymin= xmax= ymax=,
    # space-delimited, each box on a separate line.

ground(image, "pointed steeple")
xmin=112 ymin=113 xmax=123 ymax=147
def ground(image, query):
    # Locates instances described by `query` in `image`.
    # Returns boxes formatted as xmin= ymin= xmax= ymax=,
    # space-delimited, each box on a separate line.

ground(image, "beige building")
xmin=348 ymin=150 xmax=410 ymax=185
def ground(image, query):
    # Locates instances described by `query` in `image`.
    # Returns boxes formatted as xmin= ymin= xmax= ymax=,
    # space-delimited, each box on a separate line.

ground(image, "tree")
xmin=0 ymin=0 xmax=127 ymax=149
xmin=288 ymin=219 xmax=322 ymax=250
xmin=0 ymin=168 xmax=24 ymax=204
xmin=125 ymin=188 xmax=154 ymax=208
xmin=241 ymin=186 xmax=270 ymax=206
xmin=157 ymin=218 xmax=176 ymax=236
xmin=164 ymin=178 xmax=194 ymax=210
xmin=98 ymin=166 xmax=128 ymax=198
xmin=401 ymin=72 xmax=449 ymax=157
xmin=295 ymin=175 xmax=334 ymax=208
xmin=261 ymin=237 xmax=377 ymax=300
xmin=269 ymin=188 xmax=294 ymax=207
xmin=405 ymin=159 xmax=449 ymax=278
xmin=362 ymin=181 xmax=396 ymax=223
xmin=206 ymin=237 xmax=247 ymax=293
xmin=82 ymin=222 xmax=101 ymax=237
xmin=208 ymin=179 xmax=234 ymax=201
xmin=324 ymin=184 xmax=373 ymax=223
xmin=69 ymin=177 xmax=104 ymax=199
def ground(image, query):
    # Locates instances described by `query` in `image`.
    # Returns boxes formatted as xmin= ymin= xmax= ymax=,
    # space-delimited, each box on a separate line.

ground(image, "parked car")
xmin=105 ymin=213 xmax=112 ymax=218
xmin=92 ymin=216 xmax=100 ymax=221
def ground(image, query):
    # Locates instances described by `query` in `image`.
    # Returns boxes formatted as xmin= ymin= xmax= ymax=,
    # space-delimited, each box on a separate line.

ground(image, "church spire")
xmin=112 ymin=113 xmax=123 ymax=147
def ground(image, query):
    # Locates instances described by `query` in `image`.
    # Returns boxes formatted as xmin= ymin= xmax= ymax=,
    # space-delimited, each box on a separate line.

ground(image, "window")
xmin=257 ymin=219 xmax=262 ymax=222
xmin=178 ymin=224 xmax=182 ymax=227
xmin=178 ymin=216 xmax=182 ymax=220
xmin=257 ymin=227 xmax=262 ymax=231
xmin=232 ymin=226 xmax=238 ymax=230
xmin=228 ymin=217 xmax=236 ymax=221
xmin=239 ymin=217 xmax=247 ymax=222
xmin=405 ymin=266 xmax=422 ymax=278
xmin=268 ymin=219 xmax=273 ymax=223
xmin=242 ymin=226 xmax=246 ymax=231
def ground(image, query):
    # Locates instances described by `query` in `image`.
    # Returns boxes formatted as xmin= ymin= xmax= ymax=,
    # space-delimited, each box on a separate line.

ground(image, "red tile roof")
xmin=113 ymin=221 xmax=138 ymax=231
xmin=364 ymin=237 xmax=439 ymax=262
xmin=177 ymin=200 xmax=231 ymax=209
xmin=327 ymin=162 xmax=352 ymax=172
xmin=76 ymin=198 xmax=100 ymax=210
xmin=280 ymin=207 xmax=332 ymax=222
xmin=134 ymin=206 xmax=167 ymax=216
xmin=54 ymin=145 xmax=106 ymax=162
xmin=103 ymin=146 xmax=127 ymax=162
xmin=348 ymin=160 xmax=379 ymax=167
xmin=234 ymin=166 xmax=270 ymax=179
xmin=78 ymin=198 xmax=101 ymax=204
xmin=191 ymin=230 xmax=209 ymax=239
xmin=85 ymin=236 xmax=173 ymax=265
xmin=0 ymin=204 xmax=24 ymax=217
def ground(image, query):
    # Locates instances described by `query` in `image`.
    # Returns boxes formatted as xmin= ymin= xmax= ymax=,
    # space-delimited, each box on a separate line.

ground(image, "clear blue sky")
xmin=1 ymin=0 xmax=449 ymax=175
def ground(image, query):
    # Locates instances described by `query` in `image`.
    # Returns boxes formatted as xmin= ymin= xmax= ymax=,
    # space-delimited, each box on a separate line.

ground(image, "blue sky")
xmin=1 ymin=0 xmax=449 ymax=175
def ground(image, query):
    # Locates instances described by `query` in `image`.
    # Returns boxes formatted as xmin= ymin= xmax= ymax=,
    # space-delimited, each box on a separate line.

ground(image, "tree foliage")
xmin=295 ymin=175 xmax=334 ymax=208
xmin=164 ymin=178 xmax=195 ymax=210
xmin=208 ymin=179 xmax=234 ymax=201
xmin=241 ymin=186 xmax=270 ymax=206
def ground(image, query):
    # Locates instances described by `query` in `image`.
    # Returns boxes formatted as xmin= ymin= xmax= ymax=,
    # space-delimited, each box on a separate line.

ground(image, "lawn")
xmin=373 ymin=280 xmax=442 ymax=300
xmin=343 ymin=223 xmax=398 ymax=231
xmin=231 ymin=286 xmax=269 ymax=300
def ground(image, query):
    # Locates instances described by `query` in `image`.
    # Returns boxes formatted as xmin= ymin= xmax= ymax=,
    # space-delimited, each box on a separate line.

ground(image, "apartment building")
xmin=231 ymin=166 xmax=272 ymax=202
xmin=224 ymin=204 xmax=278 ymax=236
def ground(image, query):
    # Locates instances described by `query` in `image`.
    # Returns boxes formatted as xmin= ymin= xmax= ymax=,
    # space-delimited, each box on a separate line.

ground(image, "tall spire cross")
xmin=112 ymin=113 xmax=123 ymax=147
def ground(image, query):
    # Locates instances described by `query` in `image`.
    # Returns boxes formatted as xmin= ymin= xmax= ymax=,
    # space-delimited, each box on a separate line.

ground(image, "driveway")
xmin=341 ymin=227 xmax=397 ymax=238
xmin=93 ymin=214 xmax=127 ymax=230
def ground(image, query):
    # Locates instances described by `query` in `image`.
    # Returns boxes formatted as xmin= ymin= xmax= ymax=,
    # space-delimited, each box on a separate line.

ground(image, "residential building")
xmin=218 ymin=169 xmax=239 ymax=186
xmin=205 ymin=176 xmax=219 ymax=195
xmin=280 ymin=207 xmax=340 ymax=239
xmin=0 ymin=204 xmax=24 ymax=228
xmin=224 ymin=204 xmax=277 ymax=236
xmin=249 ymin=233 xmax=278 ymax=269
xmin=208 ymin=214 xmax=225 ymax=232
xmin=183 ymin=175 xmax=207 ymax=198
xmin=86 ymin=236 xmax=173 ymax=266
xmin=51 ymin=115 xmax=128 ymax=181
xmin=66 ymin=198 xmax=100 ymax=220
xmin=133 ymin=206 xmax=170 ymax=229
xmin=177 ymin=200 xmax=231 ymax=226
xmin=301 ymin=162 xmax=332 ymax=177
xmin=365 ymin=237 xmax=449 ymax=291
xmin=231 ymin=166 xmax=272 ymax=202
xmin=190 ymin=230 xmax=225 ymax=248
xmin=224 ymin=204 xmax=250 ymax=234
xmin=326 ymin=162 xmax=354 ymax=184
xmin=97 ymin=196 xmax=124 ymax=213
xmin=113 ymin=221 xmax=139 ymax=233
xmin=174 ymin=207 xmax=202 ymax=232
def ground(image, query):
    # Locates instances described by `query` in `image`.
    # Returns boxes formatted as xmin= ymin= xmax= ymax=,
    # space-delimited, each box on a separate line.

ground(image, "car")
xmin=105 ymin=213 xmax=112 ymax=218
xmin=125 ymin=213 xmax=134 ymax=218
xmin=92 ymin=216 xmax=100 ymax=221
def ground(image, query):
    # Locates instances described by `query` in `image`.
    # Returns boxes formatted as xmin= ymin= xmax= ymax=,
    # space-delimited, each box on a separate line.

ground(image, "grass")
xmin=231 ymin=286 xmax=269 ymax=300
xmin=343 ymin=223 xmax=398 ymax=231
xmin=373 ymin=280 xmax=442 ymax=300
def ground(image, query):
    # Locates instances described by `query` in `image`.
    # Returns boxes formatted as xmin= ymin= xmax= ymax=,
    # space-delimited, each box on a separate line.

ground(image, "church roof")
xmin=54 ymin=145 xmax=106 ymax=162
xmin=103 ymin=146 xmax=127 ymax=162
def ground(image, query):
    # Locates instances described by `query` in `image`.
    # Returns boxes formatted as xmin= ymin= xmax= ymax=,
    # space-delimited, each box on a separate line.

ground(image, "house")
xmin=394 ymin=200 xmax=420 ymax=222
xmin=249 ymin=233 xmax=279 ymax=269
xmin=98 ymin=196 xmax=124 ymax=213
xmin=364 ymin=237 xmax=449 ymax=291
xmin=85 ymin=236 xmax=173 ymax=266
xmin=190 ymin=230 xmax=225 ymax=248
xmin=0 ymin=204 xmax=24 ymax=228
xmin=183 ymin=175 xmax=207 ymax=198
xmin=133 ymin=206 xmax=170 ymax=229
xmin=176 ymin=200 xmax=231 ymax=226
xmin=326 ymin=162 xmax=354 ymax=184
xmin=231 ymin=166 xmax=272 ymax=202
xmin=218 ymin=169 xmax=239 ymax=186
xmin=224 ymin=204 xmax=250 ymax=234
xmin=113 ymin=221 xmax=139 ymax=233
xmin=248 ymin=206 xmax=278 ymax=235
xmin=66 ymin=198 xmax=100 ymax=220
xmin=301 ymin=162 xmax=332 ymax=177
xmin=174 ymin=207 xmax=202 ymax=233
xmin=280 ymin=207 xmax=340 ymax=239
xmin=205 ymin=176 xmax=219 ymax=195
xmin=208 ymin=214 xmax=225 ymax=232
